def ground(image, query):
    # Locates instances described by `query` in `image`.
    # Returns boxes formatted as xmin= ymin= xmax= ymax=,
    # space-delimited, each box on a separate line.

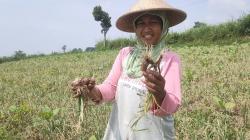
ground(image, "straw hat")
xmin=116 ymin=0 xmax=187 ymax=32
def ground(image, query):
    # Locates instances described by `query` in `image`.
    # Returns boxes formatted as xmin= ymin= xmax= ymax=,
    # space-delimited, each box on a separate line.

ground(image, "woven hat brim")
xmin=116 ymin=8 xmax=187 ymax=33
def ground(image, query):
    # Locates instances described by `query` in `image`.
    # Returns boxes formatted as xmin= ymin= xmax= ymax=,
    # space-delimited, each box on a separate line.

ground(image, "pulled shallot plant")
xmin=130 ymin=44 xmax=163 ymax=131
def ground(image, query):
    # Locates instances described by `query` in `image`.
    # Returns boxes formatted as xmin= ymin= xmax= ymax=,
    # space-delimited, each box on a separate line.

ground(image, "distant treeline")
xmin=0 ymin=50 xmax=45 ymax=64
xmin=95 ymin=13 xmax=250 ymax=50
xmin=0 ymin=48 xmax=94 ymax=64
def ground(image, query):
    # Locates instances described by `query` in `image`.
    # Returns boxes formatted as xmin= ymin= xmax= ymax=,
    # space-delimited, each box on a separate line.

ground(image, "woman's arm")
xmin=95 ymin=47 xmax=131 ymax=102
xmin=153 ymin=53 xmax=182 ymax=116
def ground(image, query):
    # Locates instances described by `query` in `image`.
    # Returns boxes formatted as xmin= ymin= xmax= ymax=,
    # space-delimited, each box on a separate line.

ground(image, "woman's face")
xmin=135 ymin=14 xmax=162 ymax=45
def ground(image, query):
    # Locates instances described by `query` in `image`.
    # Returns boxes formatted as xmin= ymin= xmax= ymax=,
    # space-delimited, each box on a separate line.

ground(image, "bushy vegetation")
xmin=0 ymin=51 xmax=45 ymax=64
xmin=165 ymin=14 xmax=250 ymax=46
xmin=0 ymin=42 xmax=249 ymax=139
xmin=0 ymin=48 xmax=84 ymax=64
xmin=96 ymin=14 xmax=250 ymax=50
xmin=95 ymin=37 xmax=137 ymax=50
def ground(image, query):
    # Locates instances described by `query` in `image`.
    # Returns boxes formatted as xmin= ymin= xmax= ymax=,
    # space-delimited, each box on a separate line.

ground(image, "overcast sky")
xmin=0 ymin=0 xmax=250 ymax=57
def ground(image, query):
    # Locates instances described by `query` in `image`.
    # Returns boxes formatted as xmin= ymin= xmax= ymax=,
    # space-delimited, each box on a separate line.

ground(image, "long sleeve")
xmin=96 ymin=47 xmax=131 ymax=102
xmin=153 ymin=52 xmax=182 ymax=116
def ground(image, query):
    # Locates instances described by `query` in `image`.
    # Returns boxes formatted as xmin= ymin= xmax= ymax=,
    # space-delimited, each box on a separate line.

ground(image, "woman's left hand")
xmin=142 ymin=69 xmax=166 ymax=106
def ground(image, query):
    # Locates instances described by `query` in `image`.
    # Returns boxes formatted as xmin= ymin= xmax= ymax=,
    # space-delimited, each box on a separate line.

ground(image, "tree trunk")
xmin=104 ymin=32 xmax=107 ymax=48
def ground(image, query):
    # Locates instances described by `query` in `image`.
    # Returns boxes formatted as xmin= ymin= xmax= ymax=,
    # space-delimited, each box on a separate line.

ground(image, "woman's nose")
xmin=143 ymin=24 xmax=152 ymax=32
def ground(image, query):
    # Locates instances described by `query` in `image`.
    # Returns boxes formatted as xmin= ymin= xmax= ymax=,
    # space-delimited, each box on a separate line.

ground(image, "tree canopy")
xmin=193 ymin=21 xmax=207 ymax=28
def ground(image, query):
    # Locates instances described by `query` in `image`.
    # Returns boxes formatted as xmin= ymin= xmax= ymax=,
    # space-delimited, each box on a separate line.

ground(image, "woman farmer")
xmin=71 ymin=0 xmax=186 ymax=139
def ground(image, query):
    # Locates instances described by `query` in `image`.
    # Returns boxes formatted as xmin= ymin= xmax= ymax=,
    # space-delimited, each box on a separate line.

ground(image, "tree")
xmin=92 ymin=6 xmax=112 ymax=48
xmin=13 ymin=50 xmax=26 ymax=60
xmin=62 ymin=45 xmax=67 ymax=53
xmin=193 ymin=21 xmax=207 ymax=28
xmin=85 ymin=47 xmax=95 ymax=52
xmin=70 ymin=48 xmax=83 ymax=53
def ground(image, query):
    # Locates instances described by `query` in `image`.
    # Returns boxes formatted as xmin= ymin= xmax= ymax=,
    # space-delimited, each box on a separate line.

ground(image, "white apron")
xmin=102 ymin=72 xmax=176 ymax=140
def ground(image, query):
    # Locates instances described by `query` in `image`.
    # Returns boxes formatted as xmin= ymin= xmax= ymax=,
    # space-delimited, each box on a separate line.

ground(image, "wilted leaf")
xmin=225 ymin=102 xmax=236 ymax=111
xmin=39 ymin=106 xmax=53 ymax=120
xmin=9 ymin=105 xmax=17 ymax=113
xmin=53 ymin=108 xmax=60 ymax=116
xmin=89 ymin=135 xmax=97 ymax=140
xmin=212 ymin=96 xmax=225 ymax=110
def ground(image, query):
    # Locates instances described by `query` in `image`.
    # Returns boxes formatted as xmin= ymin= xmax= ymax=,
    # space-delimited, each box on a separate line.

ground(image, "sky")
xmin=0 ymin=0 xmax=250 ymax=57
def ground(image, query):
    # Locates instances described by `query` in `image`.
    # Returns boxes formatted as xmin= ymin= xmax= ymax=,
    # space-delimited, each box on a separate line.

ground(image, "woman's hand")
xmin=142 ymin=69 xmax=166 ymax=106
xmin=70 ymin=78 xmax=102 ymax=102
xmin=70 ymin=78 xmax=95 ymax=97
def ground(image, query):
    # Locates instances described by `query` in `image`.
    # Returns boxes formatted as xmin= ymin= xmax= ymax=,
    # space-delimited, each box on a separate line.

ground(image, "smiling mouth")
xmin=143 ymin=34 xmax=153 ymax=40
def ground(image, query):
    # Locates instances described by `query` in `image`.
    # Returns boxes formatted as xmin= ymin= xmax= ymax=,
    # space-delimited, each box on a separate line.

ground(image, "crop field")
xmin=0 ymin=43 xmax=249 ymax=139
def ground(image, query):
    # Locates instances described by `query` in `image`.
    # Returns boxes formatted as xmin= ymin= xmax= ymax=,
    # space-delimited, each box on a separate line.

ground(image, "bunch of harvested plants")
xmin=70 ymin=78 xmax=95 ymax=132
xmin=131 ymin=44 xmax=163 ymax=131
xmin=141 ymin=44 xmax=163 ymax=113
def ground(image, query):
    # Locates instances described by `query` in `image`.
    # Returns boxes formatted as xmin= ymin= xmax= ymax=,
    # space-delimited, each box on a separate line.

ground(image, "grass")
xmin=0 ymin=42 xmax=249 ymax=139
xmin=173 ymin=43 xmax=250 ymax=139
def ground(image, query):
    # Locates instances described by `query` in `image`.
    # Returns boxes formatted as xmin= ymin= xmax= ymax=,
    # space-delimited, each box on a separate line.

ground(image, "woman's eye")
xmin=136 ymin=22 xmax=144 ymax=27
xmin=150 ymin=20 xmax=161 ymax=24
